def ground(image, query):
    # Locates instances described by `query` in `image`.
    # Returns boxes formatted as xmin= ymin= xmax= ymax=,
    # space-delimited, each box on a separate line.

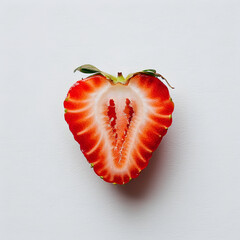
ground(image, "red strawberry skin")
xmin=64 ymin=71 xmax=174 ymax=184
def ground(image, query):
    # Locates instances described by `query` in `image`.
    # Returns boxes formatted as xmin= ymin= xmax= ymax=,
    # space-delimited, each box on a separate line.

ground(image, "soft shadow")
xmin=113 ymin=140 xmax=172 ymax=200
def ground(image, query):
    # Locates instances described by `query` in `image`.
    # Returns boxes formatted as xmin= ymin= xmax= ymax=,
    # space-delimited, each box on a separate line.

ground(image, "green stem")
xmin=112 ymin=72 xmax=127 ymax=84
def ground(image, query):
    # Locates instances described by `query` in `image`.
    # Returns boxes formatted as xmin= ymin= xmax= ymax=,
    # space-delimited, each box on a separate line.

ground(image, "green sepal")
xmin=74 ymin=64 xmax=101 ymax=74
xmin=74 ymin=64 xmax=117 ymax=82
xmin=125 ymin=70 xmax=155 ymax=81
xmin=140 ymin=71 xmax=156 ymax=76
xmin=142 ymin=69 xmax=156 ymax=74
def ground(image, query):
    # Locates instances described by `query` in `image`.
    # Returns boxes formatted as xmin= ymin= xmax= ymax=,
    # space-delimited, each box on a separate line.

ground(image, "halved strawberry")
xmin=64 ymin=65 xmax=174 ymax=184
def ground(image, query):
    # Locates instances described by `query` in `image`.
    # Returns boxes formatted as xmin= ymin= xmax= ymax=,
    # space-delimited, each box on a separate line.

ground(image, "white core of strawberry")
xmin=91 ymin=83 xmax=151 ymax=177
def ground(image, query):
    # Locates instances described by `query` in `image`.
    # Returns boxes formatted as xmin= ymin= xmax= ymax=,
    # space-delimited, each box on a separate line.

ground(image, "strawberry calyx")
xmin=74 ymin=64 xmax=174 ymax=88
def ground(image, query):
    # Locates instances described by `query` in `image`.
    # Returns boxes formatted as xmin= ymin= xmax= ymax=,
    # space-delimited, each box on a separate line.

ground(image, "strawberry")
xmin=64 ymin=64 xmax=174 ymax=184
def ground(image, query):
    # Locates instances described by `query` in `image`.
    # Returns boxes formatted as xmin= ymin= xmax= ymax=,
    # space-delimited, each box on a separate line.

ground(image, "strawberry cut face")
xmin=64 ymin=66 xmax=174 ymax=184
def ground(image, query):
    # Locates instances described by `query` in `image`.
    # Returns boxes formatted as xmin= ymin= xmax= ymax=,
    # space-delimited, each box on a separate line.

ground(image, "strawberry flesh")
xmin=64 ymin=73 xmax=174 ymax=184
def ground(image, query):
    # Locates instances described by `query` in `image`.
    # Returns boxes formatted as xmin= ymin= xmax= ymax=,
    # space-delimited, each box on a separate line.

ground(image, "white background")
xmin=1 ymin=0 xmax=240 ymax=239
